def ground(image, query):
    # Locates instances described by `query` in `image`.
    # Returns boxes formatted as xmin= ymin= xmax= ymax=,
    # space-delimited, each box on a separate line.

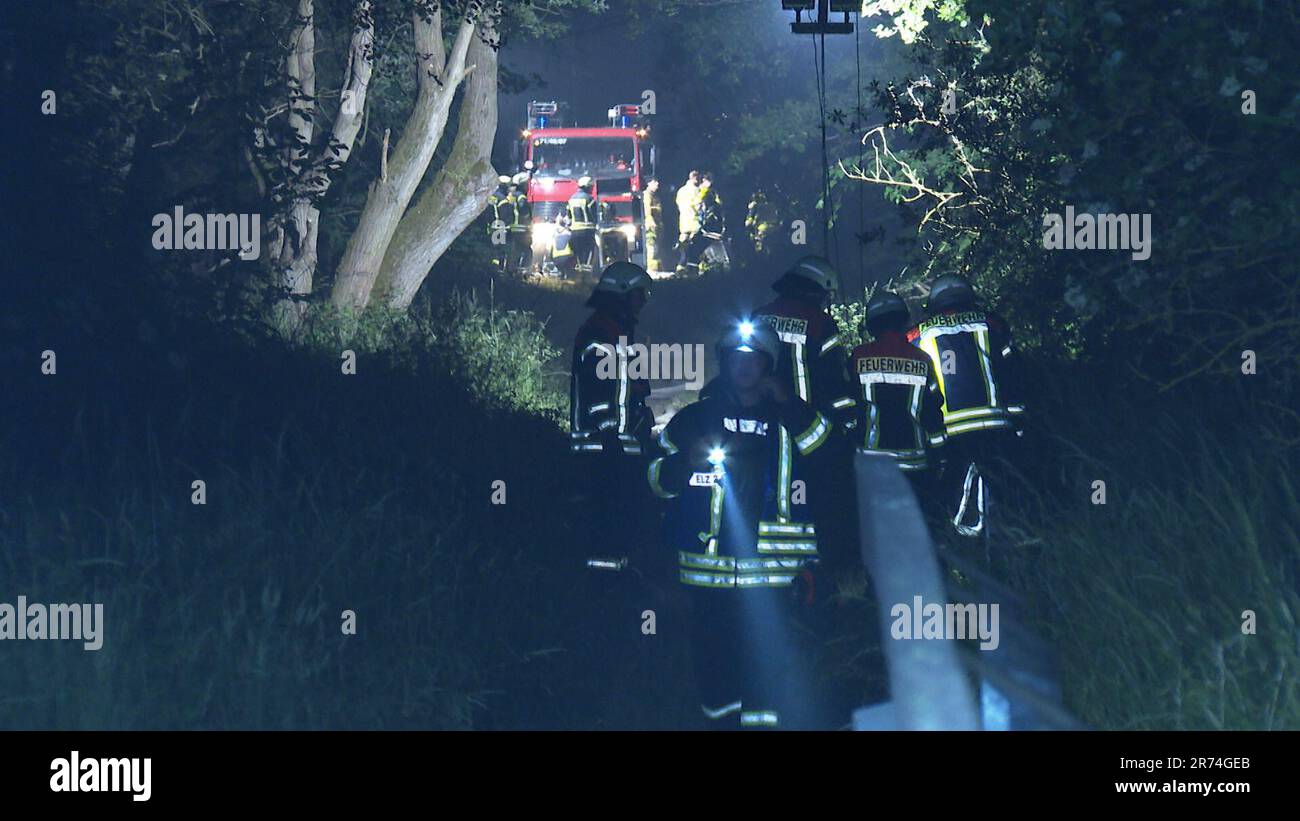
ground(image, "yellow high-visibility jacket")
xmin=676 ymin=182 xmax=700 ymax=236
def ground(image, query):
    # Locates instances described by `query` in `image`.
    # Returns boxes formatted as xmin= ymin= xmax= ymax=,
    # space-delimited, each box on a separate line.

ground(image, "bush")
xmin=291 ymin=288 xmax=567 ymax=420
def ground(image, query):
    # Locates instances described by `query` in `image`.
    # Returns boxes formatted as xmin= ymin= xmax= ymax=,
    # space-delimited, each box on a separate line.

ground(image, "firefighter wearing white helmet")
xmin=567 ymin=176 xmax=599 ymax=278
xmin=646 ymin=318 xmax=833 ymax=729
xmin=570 ymin=261 xmax=656 ymax=580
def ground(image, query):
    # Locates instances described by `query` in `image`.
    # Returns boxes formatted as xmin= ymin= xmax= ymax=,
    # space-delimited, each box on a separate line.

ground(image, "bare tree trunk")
xmin=265 ymin=0 xmax=374 ymax=332
xmin=374 ymin=28 xmax=499 ymax=309
xmin=329 ymin=3 xmax=482 ymax=311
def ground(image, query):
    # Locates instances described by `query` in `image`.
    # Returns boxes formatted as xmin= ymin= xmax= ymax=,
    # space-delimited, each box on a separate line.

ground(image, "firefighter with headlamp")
xmin=646 ymin=320 xmax=833 ymax=729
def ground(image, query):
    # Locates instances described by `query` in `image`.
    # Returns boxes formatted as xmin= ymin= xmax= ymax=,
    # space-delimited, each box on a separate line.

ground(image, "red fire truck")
xmin=518 ymin=100 xmax=657 ymax=274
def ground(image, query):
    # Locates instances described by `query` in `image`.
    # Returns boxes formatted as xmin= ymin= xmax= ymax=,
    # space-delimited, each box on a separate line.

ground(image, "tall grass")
xmin=0 ymin=293 xmax=693 ymax=728
xmin=991 ymin=369 xmax=1299 ymax=729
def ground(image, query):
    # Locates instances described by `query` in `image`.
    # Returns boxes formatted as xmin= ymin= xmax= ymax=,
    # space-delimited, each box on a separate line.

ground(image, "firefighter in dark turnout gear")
xmin=851 ymin=290 xmax=947 ymax=479
xmin=755 ymin=255 xmax=859 ymax=571
xmin=550 ymin=213 xmax=576 ymax=280
xmin=755 ymin=256 xmax=857 ymax=427
xmin=570 ymin=262 xmax=657 ymax=566
xmin=487 ymin=174 xmax=512 ymax=272
xmin=570 ymin=261 xmax=655 ymax=458
xmin=505 ymin=172 xmax=532 ymax=274
xmin=908 ymin=275 xmax=1026 ymax=538
xmin=567 ymin=175 xmax=599 ymax=279
xmin=690 ymin=174 xmax=726 ymax=275
xmin=569 ymin=263 xmax=664 ymax=694
xmin=647 ymin=321 xmax=833 ymax=728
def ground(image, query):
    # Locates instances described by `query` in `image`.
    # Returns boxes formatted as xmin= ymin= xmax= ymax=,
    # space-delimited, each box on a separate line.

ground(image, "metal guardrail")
xmin=852 ymin=450 xmax=1082 ymax=730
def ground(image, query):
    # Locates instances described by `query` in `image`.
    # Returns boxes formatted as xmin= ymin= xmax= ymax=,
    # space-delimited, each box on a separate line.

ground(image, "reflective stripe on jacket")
xmin=570 ymin=311 xmax=651 ymax=454
xmin=851 ymin=330 xmax=946 ymax=470
xmin=907 ymin=309 xmax=1025 ymax=438
xmin=568 ymin=191 xmax=598 ymax=230
xmin=647 ymin=389 xmax=831 ymax=589
xmin=755 ymin=296 xmax=857 ymax=429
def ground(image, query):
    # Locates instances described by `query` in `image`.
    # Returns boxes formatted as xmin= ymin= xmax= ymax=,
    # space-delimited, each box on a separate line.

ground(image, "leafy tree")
xmin=850 ymin=0 xmax=1299 ymax=422
xmin=57 ymin=0 xmax=603 ymax=337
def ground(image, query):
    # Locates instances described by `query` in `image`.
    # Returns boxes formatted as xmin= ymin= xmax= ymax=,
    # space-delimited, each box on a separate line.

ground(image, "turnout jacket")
xmin=643 ymin=189 xmax=662 ymax=231
xmin=570 ymin=310 xmax=652 ymax=455
xmin=487 ymin=185 xmax=510 ymax=228
xmin=907 ymin=308 xmax=1025 ymax=438
xmin=850 ymin=330 xmax=947 ymax=471
xmin=676 ymin=182 xmax=701 ymax=235
xmin=755 ymin=296 xmax=857 ymax=429
xmin=505 ymin=190 xmax=531 ymax=232
xmin=647 ymin=388 xmax=833 ymax=589
xmin=567 ymin=190 xmax=598 ymax=230
xmin=697 ymin=189 xmax=724 ymax=235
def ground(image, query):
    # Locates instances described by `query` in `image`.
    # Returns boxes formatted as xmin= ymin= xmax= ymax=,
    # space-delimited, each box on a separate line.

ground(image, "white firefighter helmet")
xmin=780 ymin=255 xmax=841 ymax=297
xmin=511 ymin=171 xmax=529 ymax=186
xmin=717 ymin=319 xmax=781 ymax=368
xmin=498 ymin=174 xmax=511 ymax=185
xmin=578 ymin=175 xmax=593 ymax=189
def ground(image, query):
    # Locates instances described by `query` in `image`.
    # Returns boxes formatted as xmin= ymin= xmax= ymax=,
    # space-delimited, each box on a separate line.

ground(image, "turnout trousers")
xmin=685 ymin=585 xmax=818 ymax=730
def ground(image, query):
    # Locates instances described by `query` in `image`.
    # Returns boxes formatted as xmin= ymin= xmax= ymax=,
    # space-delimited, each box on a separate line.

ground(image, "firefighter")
xmin=908 ymin=274 xmax=1026 ymax=538
xmin=851 ymin=290 xmax=947 ymax=490
xmin=487 ymin=174 xmax=512 ymax=272
xmin=692 ymin=173 xmax=725 ymax=276
xmin=570 ymin=261 xmax=657 ymax=564
xmin=642 ymin=178 xmax=664 ymax=276
xmin=674 ymin=170 xmax=701 ymax=275
xmin=755 ymin=256 xmax=857 ymax=434
xmin=754 ymin=255 xmax=859 ymax=572
xmin=567 ymin=175 xmax=599 ymax=279
xmin=596 ymin=193 xmax=629 ymax=266
xmin=550 ymin=213 xmax=576 ymax=280
xmin=506 ymin=172 xmax=533 ymax=275
xmin=745 ymin=189 xmax=777 ymax=258
xmin=647 ymin=321 xmax=833 ymax=729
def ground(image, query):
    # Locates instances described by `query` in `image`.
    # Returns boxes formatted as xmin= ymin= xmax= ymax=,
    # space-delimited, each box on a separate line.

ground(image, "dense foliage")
xmin=855 ymin=0 xmax=1299 ymax=409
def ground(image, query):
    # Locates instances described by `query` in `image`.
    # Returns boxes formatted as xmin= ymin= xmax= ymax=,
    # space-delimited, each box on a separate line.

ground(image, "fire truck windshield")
xmin=530 ymin=137 xmax=635 ymax=179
